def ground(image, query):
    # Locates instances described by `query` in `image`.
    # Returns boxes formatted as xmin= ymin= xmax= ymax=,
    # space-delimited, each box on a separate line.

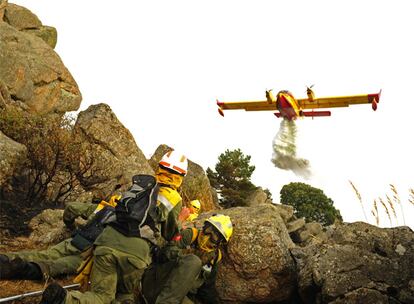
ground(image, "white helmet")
xmin=159 ymin=150 xmax=188 ymax=176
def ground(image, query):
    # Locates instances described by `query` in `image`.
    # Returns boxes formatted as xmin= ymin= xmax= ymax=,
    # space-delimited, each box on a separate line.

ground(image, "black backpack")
xmin=111 ymin=174 xmax=159 ymax=237
xmin=71 ymin=205 xmax=116 ymax=250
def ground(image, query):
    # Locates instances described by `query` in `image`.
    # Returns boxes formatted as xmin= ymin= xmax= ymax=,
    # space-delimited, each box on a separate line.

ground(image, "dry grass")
xmin=379 ymin=197 xmax=392 ymax=226
xmin=409 ymin=188 xmax=414 ymax=206
xmin=372 ymin=199 xmax=379 ymax=226
xmin=349 ymin=180 xmax=368 ymax=222
xmin=390 ymin=184 xmax=406 ymax=226
xmin=386 ymin=194 xmax=398 ymax=225
xmin=350 ymin=182 xmax=413 ymax=227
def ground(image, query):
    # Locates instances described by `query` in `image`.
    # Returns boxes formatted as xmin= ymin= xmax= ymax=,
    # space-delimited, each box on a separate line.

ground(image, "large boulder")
xmin=203 ymin=204 xmax=296 ymax=303
xmin=149 ymin=144 xmax=219 ymax=212
xmin=0 ymin=21 xmax=80 ymax=115
xmin=0 ymin=130 xmax=26 ymax=186
xmin=292 ymin=222 xmax=414 ymax=303
xmin=0 ymin=0 xmax=6 ymax=20
xmin=74 ymin=103 xmax=154 ymax=197
xmin=3 ymin=3 xmax=57 ymax=48
xmin=245 ymin=187 xmax=272 ymax=207
xmin=28 ymin=209 xmax=70 ymax=245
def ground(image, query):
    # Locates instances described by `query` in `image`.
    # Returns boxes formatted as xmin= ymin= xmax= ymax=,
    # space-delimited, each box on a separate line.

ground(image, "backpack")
xmin=71 ymin=205 xmax=116 ymax=251
xmin=111 ymin=174 xmax=159 ymax=237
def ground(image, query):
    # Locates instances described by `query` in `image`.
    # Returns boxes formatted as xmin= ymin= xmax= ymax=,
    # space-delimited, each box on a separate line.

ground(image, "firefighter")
xmin=187 ymin=199 xmax=201 ymax=221
xmin=39 ymin=150 xmax=188 ymax=304
xmin=0 ymin=194 xmax=120 ymax=281
xmin=142 ymin=214 xmax=233 ymax=304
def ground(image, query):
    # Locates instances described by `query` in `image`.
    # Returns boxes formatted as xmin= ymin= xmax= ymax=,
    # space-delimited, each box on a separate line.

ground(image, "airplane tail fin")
xmin=217 ymin=99 xmax=224 ymax=117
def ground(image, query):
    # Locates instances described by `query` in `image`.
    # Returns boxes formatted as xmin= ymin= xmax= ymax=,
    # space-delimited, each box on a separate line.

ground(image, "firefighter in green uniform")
xmin=142 ymin=214 xmax=233 ymax=304
xmin=39 ymin=150 xmax=188 ymax=304
xmin=0 ymin=195 xmax=120 ymax=281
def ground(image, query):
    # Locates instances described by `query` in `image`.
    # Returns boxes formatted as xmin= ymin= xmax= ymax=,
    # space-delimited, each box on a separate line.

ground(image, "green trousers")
xmin=65 ymin=245 xmax=147 ymax=304
xmin=5 ymin=238 xmax=83 ymax=277
xmin=142 ymin=254 xmax=203 ymax=304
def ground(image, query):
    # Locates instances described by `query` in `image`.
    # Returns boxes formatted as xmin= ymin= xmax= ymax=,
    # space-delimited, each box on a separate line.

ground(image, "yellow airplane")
xmin=217 ymin=87 xmax=381 ymax=120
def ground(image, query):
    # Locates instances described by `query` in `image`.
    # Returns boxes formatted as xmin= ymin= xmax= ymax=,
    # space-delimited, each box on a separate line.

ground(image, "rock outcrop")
xmin=292 ymin=222 xmax=414 ymax=303
xmin=149 ymin=144 xmax=219 ymax=211
xmin=3 ymin=3 xmax=57 ymax=48
xmin=0 ymin=130 xmax=26 ymax=186
xmin=73 ymin=103 xmax=154 ymax=197
xmin=1 ymin=4 xmax=413 ymax=304
xmin=205 ymin=205 xmax=297 ymax=303
xmin=27 ymin=209 xmax=71 ymax=245
xmin=0 ymin=0 xmax=6 ymax=20
xmin=245 ymin=187 xmax=272 ymax=207
xmin=0 ymin=5 xmax=80 ymax=115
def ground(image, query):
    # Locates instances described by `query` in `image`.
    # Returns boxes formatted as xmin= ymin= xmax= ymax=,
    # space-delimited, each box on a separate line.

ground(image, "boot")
xmin=39 ymin=282 xmax=67 ymax=304
xmin=0 ymin=254 xmax=9 ymax=263
xmin=0 ymin=258 xmax=24 ymax=280
xmin=0 ymin=257 xmax=43 ymax=280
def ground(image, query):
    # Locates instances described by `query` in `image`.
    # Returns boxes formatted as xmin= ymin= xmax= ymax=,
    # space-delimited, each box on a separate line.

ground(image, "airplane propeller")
xmin=306 ymin=85 xmax=315 ymax=102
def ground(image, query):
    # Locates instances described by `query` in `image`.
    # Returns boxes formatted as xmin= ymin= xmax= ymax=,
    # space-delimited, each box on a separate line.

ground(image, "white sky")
xmin=14 ymin=0 xmax=414 ymax=229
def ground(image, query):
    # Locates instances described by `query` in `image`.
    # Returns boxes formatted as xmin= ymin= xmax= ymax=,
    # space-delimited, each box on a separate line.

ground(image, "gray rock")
xmin=0 ymin=21 xmax=81 ymax=115
xmin=305 ymin=222 xmax=323 ymax=236
xmin=0 ymin=0 xmax=6 ymax=20
xmin=74 ymin=103 xmax=154 ymax=197
xmin=245 ymin=187 xmax=272 ymax=207
xmin=28 ymin=209 xmax=70 ymax=245
xmin=212 ymin=205 xmax=296 ymax=303
xmin=287 ymin=218 xmax=306 ymax=233
xmin=272 ymin=203 xmax=295 ymax=224
xmin=3 ymin=3 xmax=41 ymax=30
xmin=0 ymin=130 xmax=26 ymax=186
xmin=292 ymin=222 xmax=414 ymax=303
xmin=24 ymin=26 xmax=57 ymax=49
xmin=329 ymin=288 xmax=389 ymax=304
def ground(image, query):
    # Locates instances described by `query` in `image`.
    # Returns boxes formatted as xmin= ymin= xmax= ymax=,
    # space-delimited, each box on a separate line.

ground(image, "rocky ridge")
xmin=0 ymin=3 xmax=413 ymax=303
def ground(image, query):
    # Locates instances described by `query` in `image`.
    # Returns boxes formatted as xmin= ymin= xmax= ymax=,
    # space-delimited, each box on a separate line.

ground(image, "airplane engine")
xmin=266 ymin=90 xmax=275 ymax=103
xmin=306 ymin=87 xmax=315 ymax=102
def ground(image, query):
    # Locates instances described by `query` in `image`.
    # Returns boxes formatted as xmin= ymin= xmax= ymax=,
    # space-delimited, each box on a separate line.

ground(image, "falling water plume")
xmin=271 ymin=119 xmax=312 ymax=179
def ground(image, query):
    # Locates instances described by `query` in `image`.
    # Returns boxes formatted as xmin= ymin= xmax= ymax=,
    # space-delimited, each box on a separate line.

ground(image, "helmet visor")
xmin=203 ymin=224 xmax=224 ymax=245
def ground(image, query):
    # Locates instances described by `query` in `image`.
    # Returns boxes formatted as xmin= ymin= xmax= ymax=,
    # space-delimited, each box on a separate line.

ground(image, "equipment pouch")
xmin=70 ymin=234 xmax=93 ymax=251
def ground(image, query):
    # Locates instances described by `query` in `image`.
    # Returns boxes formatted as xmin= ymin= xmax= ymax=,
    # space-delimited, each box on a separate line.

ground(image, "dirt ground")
xmin=0 ymin=216 xmax=73 ymax=304
xmin=0 ymin=232 xmax=76 ymax=304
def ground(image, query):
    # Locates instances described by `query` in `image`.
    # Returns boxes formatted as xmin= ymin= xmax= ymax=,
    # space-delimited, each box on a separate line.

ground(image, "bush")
xmin=0 ymin=107 xmax=94 ymax=206
xmin=280 ymin=182 xmax=342 ymax=226
xmin=207 ymin=148 xmax=257 ymax=208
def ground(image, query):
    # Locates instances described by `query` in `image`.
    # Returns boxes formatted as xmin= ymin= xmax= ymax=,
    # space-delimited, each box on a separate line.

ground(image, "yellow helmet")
xmin=205 ymin=214 xmax=233 ymax=242
xmin=190 ymin=199 xmax=201 ymax=213
xmin=159 ymin=150 xmax=188 ymax=176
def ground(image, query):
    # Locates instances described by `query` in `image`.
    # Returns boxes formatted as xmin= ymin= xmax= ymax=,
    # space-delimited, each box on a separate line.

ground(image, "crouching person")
xmin=39 ymin=150 xmax=188 ymax=304
xmin=142 ymin=214 xmax=233 ymax=304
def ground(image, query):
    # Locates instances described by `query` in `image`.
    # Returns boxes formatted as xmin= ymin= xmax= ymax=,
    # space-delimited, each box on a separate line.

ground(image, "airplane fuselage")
xmin=276 ymin=91 xmax=301 ymax=120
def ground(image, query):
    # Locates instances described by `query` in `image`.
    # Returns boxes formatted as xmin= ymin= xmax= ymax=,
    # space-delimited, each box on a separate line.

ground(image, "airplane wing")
xmin=297 ymin=91 xmax=381 ymax=111
xmin=216 ymin=99 xmax=277 ymax=116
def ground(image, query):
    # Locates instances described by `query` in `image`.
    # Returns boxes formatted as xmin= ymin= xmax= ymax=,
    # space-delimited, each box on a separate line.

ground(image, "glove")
xmin=151 ymin=244 xmax=181 ymax=263
xmin=74 ymin=254 xmax=93 ymax=290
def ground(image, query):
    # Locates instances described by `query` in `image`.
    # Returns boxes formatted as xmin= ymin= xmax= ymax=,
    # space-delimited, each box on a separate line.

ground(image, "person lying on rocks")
xmin=0 ymin=194 xmax=120 ymax=281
